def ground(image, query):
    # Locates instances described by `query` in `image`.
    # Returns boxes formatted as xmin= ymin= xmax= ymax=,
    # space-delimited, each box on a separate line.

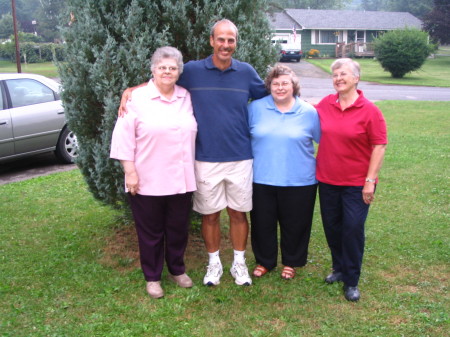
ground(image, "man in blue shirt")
xmin=119 ymin=19 xmax=267 ymax=287
xmin=179 ymin=19 xmax=267 ymax=287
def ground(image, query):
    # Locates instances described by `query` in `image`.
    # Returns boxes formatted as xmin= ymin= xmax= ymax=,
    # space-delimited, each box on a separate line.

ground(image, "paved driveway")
xmin=284 ymin=61 xmax=450 ymax=104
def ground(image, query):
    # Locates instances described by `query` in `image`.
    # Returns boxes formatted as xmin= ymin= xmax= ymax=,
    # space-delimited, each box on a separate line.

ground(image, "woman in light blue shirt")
xmin=249 ymin=65 xmax=320 ymax=280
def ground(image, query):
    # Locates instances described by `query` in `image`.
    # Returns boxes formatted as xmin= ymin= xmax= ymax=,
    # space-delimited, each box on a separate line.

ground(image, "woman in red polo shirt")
xmin=316 ymin=58 xmax=387 ymax=302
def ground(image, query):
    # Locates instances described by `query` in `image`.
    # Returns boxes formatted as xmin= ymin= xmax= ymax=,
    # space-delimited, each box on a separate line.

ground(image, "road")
xmin=286 ymin=61 xmax=450 ymax=104
xmin=1 ymin=61 xmax=449 ymax=185
xmin=0 ymin=152 xmax=76 ymax=185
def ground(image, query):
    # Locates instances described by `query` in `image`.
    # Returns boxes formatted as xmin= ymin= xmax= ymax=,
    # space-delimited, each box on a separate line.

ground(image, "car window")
xmin=5 ymin=79 xmax=56 ymax=108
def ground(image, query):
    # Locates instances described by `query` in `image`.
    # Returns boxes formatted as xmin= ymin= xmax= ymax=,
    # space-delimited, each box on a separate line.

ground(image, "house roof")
xmin=269 ymin=9 xmax=423 ymax=31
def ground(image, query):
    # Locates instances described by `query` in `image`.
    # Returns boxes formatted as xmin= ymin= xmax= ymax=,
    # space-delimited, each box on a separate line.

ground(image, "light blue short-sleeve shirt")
xmin=248 ymin=95 xmax=320 ymax=186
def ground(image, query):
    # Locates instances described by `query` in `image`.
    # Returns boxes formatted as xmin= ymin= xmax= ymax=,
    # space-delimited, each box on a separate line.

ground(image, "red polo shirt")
xmin=316 ymin=90 xmax=387 ymax=186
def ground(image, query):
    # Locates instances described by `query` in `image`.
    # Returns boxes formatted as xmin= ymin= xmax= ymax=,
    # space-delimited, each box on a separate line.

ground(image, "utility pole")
xmin=11 ymin=0 xmax=21 ymax=73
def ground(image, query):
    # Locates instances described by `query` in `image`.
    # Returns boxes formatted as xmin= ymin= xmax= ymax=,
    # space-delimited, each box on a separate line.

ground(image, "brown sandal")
xmin=281 ymin=266 xmax=295 ymax=279
xmin=253 ymin=265 xmax=268 ymax=277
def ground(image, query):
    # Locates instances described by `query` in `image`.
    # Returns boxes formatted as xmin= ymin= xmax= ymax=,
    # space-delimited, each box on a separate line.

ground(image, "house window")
xmin=272 ymin=34 xmax=289 ymax=44
xmin=369 ymin=31 xmax=384 ymax=39
xmin=314 ymin=30 xmax=343 ymax=44
xmin=356 ymin=30 xmax=365 ymax=43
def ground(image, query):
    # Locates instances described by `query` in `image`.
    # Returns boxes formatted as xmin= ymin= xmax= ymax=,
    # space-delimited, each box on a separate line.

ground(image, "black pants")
xmin=250 ymin=183 xmax=317 ymax=270
xmin=319 ymin=183 xmax=371 ymax=287
xmin=128 ymin=192 xmax=193 ymax=282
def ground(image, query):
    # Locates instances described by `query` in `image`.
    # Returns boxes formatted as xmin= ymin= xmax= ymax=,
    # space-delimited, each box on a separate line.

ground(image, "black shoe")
xmin=344 ymin=285 xmax=360 ymax=302
xmin=324 ymin=272 xmax=343 ymax=284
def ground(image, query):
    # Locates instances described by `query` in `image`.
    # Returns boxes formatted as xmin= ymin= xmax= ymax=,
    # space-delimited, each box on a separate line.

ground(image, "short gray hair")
xmin=150 ymin=46 xmax=184 ymax=74
xmin=210 ymin=19 xmax=239 ymax=39
xmin=331 ymin=58 xmax=361 ymax=78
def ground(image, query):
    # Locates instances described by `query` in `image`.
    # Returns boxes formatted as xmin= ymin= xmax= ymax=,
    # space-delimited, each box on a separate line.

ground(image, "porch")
xmin=335 ymin=42 xmax=375 ymax=58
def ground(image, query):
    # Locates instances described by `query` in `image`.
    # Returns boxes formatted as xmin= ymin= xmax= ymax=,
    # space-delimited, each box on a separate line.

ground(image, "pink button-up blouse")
xmin=110 ymin=79 xmax=197 ymax=196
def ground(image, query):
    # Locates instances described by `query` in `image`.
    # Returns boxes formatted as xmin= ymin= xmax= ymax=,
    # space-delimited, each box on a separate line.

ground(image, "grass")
xmin=307 ymin=53 xmax=450 ymax=87
xmin=0 ymin=60 xmax=59 ymax=78
xmin=437 ymin=45 xmax=450 ymax=56
xmin=1 ymin=101 xmax=449 ymax=336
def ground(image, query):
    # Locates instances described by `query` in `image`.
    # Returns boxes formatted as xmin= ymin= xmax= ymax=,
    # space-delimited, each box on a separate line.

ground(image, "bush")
xmin=0 ymin=42 xmax=64 ymax=63
xmin=374 ymin=28 xmax=435 ymax=78
xmin=58 ymin=0 xmax=278 ymax=210
xmin=10 ymin=32 xmax=45 ymax=43
xmin=307 ymin=49 xmax=320 ymax=58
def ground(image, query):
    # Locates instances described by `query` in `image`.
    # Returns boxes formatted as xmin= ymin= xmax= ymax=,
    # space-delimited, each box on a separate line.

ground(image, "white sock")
xmin=208 ymin=250 xmax=221 ymax=265
xmin=233 ymin=250 xmax=245 ymax=265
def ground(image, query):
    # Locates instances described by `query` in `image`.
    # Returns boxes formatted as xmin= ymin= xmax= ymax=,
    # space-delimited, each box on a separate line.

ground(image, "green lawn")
xmin=437 ymin=45 xmax=450 ymax=56
xmin=0 ymin=60 xmax=59 ymax=78
xmin=1 ymin=101 xmax=449 ymax=336
xmin=307 ymin=55 xmax=450 ymax=87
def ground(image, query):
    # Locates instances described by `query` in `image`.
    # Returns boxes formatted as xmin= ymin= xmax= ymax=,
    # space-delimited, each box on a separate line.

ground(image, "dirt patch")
xmin=100 ymin=222 xmax=237 ymax=273
xmin=100 ymin=225 xmax=140 ymax=271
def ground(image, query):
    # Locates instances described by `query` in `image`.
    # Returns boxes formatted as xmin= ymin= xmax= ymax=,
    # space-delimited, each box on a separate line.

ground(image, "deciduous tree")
xmin=0 ymin=13 xmax=17 ymax=39
xmin=423 ymin=0 xmax=450 ymax=45
xmin=271 ymin=0 xmax=351 ymax=9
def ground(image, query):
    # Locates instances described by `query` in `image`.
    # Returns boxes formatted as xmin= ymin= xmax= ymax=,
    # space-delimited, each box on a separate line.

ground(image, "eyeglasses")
xmin=271 ymin=81 xmax=291 ymax=88
xmin=157 ymin=66 xmax=178 ymax=72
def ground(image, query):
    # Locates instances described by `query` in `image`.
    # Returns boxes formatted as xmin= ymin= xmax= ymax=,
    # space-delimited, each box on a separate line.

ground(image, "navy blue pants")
xmin=128 ymin=192 xmax=193 ymax=282
xmin=250 ymin=183 xmax=317 ymax=270
xmin=319 ymin=183 xmax=371 ymax=287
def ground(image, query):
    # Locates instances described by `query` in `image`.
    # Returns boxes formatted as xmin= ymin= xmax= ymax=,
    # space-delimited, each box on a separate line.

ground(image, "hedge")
xmin=0 ymin=42 xmax=65 ymax=63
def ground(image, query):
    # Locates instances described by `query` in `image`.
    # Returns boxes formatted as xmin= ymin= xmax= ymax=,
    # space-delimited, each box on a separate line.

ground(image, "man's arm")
xmin=118 ymin=82 xmax=147 ymax=117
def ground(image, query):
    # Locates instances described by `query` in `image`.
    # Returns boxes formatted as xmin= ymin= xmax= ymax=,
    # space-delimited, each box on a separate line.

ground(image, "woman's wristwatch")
xmin=365 ymin=177 xmax=376 ymax=183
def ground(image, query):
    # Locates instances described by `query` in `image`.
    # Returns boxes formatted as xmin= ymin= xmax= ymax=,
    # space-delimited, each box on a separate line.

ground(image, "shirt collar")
xmin=205 ymin=55 xmax=237 ymax=71
xmin=266 ymin=95 xmax=301 ymax=114
xmin=147 ymin=79 xmax=187 ymax=101
xmin=332 ymin=89 xmax=365 ymax=109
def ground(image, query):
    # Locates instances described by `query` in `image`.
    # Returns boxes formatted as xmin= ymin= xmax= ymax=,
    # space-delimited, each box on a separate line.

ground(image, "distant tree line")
xmin=0 ymin=0 xmax=67 ymax=42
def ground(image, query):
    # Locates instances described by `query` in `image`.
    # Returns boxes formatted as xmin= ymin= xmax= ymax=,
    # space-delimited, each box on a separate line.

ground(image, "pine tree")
xmin=58 ymin=0 xmax=277 ymax=210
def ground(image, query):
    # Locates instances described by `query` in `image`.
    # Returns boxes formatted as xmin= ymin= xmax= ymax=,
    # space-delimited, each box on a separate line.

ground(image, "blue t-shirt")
xmin=248 ymin=95 xmax=321 ymax=186
xmin=177 ymin=55 xmax=267 ymax=162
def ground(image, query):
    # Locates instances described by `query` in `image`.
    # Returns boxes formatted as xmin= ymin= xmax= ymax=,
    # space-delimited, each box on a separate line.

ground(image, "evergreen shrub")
xmin=374 ymin=28 xmax=435 ymax=78
xmin=58 ymin=0 xmax=278 ymax=211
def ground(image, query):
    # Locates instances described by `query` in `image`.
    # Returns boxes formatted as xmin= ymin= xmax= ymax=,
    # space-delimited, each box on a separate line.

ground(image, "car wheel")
xmin=296 ymin=58 xmax=301 ymax=62
xmin=55 ymin=127 xmax=78 ymax=164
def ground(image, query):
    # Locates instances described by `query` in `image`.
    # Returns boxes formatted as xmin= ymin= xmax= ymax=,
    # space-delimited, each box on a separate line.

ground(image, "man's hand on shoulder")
xmin=118 ymin=82 xmax=147 ymax=117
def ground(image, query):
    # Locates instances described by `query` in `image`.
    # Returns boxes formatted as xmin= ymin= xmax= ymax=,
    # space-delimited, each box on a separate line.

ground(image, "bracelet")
xmin=365 ymin=177 xmax=376 ymax=183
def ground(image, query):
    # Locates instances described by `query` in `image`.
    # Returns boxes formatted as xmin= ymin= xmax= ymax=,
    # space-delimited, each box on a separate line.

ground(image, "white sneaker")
xmin=230 ymin=260 xmax=252 ymax=286
xmin=203 ymin=262 xmax=223 ymax=286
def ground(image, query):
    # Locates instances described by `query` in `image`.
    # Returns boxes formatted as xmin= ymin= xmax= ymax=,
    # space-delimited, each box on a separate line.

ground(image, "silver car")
xmin=0 ymin=73 xmax=78 ymax=164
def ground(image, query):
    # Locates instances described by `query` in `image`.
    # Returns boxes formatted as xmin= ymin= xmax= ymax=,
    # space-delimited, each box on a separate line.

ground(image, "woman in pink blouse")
xmin=110 ymin=47 xmax=197 ymax=299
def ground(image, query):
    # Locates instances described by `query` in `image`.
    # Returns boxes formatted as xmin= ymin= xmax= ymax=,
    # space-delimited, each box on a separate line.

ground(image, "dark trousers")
xmin=128 ymin=192 xmax=193 ymax=282
xmin=250 ymin=183 xmax=317 ymax=270
xmin=319 ymin=182 xmax=371 ymax=287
